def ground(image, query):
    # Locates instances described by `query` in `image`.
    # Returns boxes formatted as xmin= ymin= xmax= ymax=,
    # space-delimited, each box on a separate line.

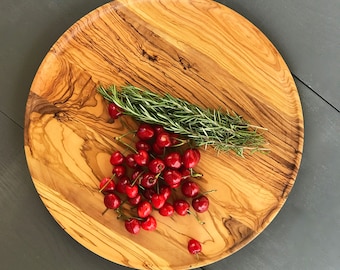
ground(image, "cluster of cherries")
xmin=100 ymin=103 xmax=208 ymax=254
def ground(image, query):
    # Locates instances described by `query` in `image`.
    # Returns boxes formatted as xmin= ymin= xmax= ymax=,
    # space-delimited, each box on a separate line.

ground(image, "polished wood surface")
xmin=24 ymin=0 xmax=304 ymax=269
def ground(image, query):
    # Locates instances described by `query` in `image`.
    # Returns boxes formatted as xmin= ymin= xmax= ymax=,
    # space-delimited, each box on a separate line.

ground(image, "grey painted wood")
xmin=219 ymin=0 xmax=340 ymax=109
xmin=0 ymin=0 xmax=339 ymax=269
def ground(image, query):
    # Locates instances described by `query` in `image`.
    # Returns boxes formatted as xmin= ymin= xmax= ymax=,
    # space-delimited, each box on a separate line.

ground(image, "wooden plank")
xmin=219 ymin=0 xmax=340 ymax=108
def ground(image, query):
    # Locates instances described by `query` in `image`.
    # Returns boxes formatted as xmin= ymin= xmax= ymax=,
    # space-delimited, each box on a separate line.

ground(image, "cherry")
xmin=151 ymin=193 xmax=166 ymax=209
xmin=136 ymin=140 xmax=151 ymax=152
xmin=125 ymin=153 xmax=138 ymax=169
xmin=155 ymin=132 xmax=172 ymax=148
xmin=110 ymin=151 xmax=125 ymax=166
xmin=163 ymin=169 xmax=182 ymax=188
xmin=173 ymin=199 xmax=190 ymax=216
xmin=115 ymin=176 xmax=129 ymax=194
xmin=103 ymin=193 xmax=121 ymax=210
xmin=192 ymin=195 xmax=209 ymax=213
xmin=170 ymin=133 xmax=181 ymax=146
xmin=140 ymin=172 xmax=157 ymax=188
xmin=152 ymin=142 xmax=164 ymax=155
xmin=128 ymin=193 xmax=142 ymax=205
xmin=134 ymin=150 xmax=149 ymax=166
xmin=108 ymin=103 xmax=122 ymax=119
xmin=182 ymin=148 xmax=200 ymax=169
xmin=143 ymin=188 xmax=156 ymax=201
xmin=125 ymin=184 xmax=139 ymax=198
xmin=99 ymin=177 xmax=115 ymax=193
xmin=125 ymin=218 xmax=141 ymax=234
xmin=100 ymin=122 xmax=207 ymax=235
xmin=159 ymin=185 xmax=172 ymax=200
xmin=112 ymin=165 xmax=126 ymax=178
xmin=153 ymin=125 xmax=165 ymax=135
xmin=131 ymin=169 xmax=144 ymax=183
xmin=136 ymin=123 xmax=155 ymax=141
xmin=137 ymin=201 xmax=152 ymax=218
xmin=181 ymin=181 xmax=200 ymax=198
xmin=148 ymin=158 xmax=165 ymax=174
xmin=180 ymin=168 xmax=191 ymax=180
xmin=141 ymin=215 xmax=157 ymax=231
xmin=188 ymin=239 xmax=202 ymax=254
xmin=164 ymin=152 xmax=182 ymax=169
xmin=159 ymin=202 xmax=174 ymax=217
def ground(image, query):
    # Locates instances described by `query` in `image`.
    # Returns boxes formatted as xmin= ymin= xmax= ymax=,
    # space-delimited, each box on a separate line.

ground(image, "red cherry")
xmin=173 ymin=199 xmax=190 ymax=216
xmin=125 ymin=153 xmax=138 ymax=169
xmin=143 ymin=188 xmax=156 ymax=201
xmin=148 ymin=158 xmax=165 ymax=174
xmin=108 ymin=103 xmax=122 ymax=119
xmin=141 ymin=215 xmax=157 ymax=231
xmin=159 ymin=185 xmax=172 ymax=200
xmin=192 ymin=195 xmax=209 ymax=213
xmin=136 ymin=123 xmax=155 ymax=141
xmin=180 ymin=167 xmax=191 ymax=180
xmin=151 ymin=193 xmax=166 ymax=209
xmin=99 ymin=177 xmax=115 ymax=193
xmin=164 ymin=152 xmax=182 ymax=169
xmin=110 ymin=151 xmax=125 ymax=166
xmin=136 ymin=140 xmax=151 ymax=152
xmin=131 ymin=169 xmax=144 ymax=182
xmin=152 ymin=142 xmax=164 ymax=155
xmin=137 ymin=201 xmax=152 ymax=218
xmin=134 ymin=150 xmax=150 ymax=166
xmin=159 ymin=202 xmax=174 ymax=217
xmin=103 ymin=193 xmax=121 ymax=210
xmin=115 ymin=176 xmax=129 ymax=194
xmin=155 ymin=132 xmax=172 ymax=148
xmin=125 ymin=184 xmax=139 ymax=198
xmin=112 ymin=165 xmax=126 ymax=178
xmin=140 ymin=172 xmax=157 ymax=188
xmin=125 ymin=218 xmax=141 ymax=234
xmin=169 ymin=133 xmax=181 ymax=146
xmin=182 ymin=148 xmax=201 ymax=169
xmin=181 ymin=181 xmax=200 ymax=198
xmin=188 ymin=239 xmax=202 ymax=254
xmin=128 ymin=193 xmax=142 ymax=205
xmin=163 ymin=169 xmax=182 ymax=188
xmin=153 ymin=125 xmax=165 ymax=135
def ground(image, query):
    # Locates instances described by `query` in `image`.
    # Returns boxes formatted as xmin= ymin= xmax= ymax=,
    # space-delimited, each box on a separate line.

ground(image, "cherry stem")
xmin=115 ymin=129 xmax=136 ymax=140
xmin=156 ymin=180 xmax=160 ymax=194
xmin=188 ymin=210 xmax=205 ymax=225
xmin=131 ymin=171 xmax=144 ymax=186
xmin=115 ymin=207 xmax=144 ymax=221
xmin=190 ymin=168 xmax=203 ymax=178
xmin=201 ymin=189 xmax=217 ymax=196
xmin=170 ymin=137 xmax=190 ymax=147
xmin=114 ymin=136 xmax=137 ymax=153
xmin=99 ymin=174 xmax=116 ymax=193
xmin=102 ymin=208 xmax=109 ymax=215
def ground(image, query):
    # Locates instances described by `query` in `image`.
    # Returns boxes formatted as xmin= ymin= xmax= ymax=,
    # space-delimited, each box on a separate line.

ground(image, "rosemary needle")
xmin=97 ymin=85 xmax=269 ymax=156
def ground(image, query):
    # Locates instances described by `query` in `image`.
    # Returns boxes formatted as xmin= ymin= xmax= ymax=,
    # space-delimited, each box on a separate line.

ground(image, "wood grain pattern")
xmin=24 ymin=0 xmax=304 ymax=269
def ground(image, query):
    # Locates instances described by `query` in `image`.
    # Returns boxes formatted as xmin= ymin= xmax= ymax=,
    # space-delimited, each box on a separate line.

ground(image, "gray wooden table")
xmin=1 ymin=0 xmax=339 ymax=269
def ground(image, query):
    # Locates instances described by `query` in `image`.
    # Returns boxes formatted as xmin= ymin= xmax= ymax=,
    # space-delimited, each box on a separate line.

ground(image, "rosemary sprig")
xmin=97 ymin=85 xmax=269 ymax=156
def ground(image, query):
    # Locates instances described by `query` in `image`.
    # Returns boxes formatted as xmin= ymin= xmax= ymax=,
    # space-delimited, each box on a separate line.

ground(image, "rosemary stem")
xmin=98 ymin=85 xmax=269 ymax=156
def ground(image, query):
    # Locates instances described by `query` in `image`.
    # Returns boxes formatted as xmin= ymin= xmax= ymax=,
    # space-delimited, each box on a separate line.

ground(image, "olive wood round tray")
xmin=24 ymin=0 xmax=304 ymax=269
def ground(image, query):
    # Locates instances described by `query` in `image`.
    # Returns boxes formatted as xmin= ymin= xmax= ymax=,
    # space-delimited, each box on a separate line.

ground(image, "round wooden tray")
xmin=24 ymin=0 xmax=304 ymax=269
